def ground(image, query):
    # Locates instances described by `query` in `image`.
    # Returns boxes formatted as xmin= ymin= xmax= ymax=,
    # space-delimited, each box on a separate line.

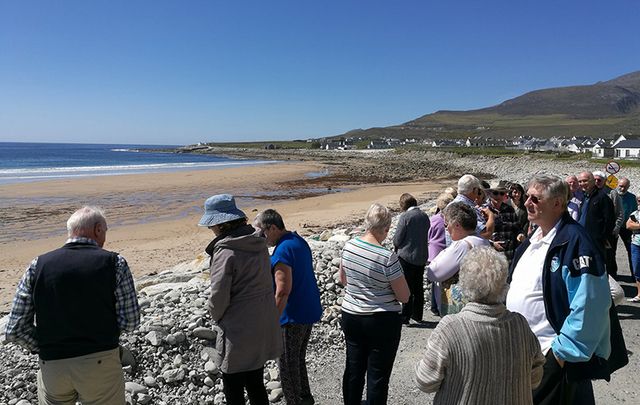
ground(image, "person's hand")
xmin=516 ymin=233 xmax=526 ymax=242
xmin=480 ymin=206 xmax=494 ymax=220
xmin=492 ymin=241 xmax=505 ymax=251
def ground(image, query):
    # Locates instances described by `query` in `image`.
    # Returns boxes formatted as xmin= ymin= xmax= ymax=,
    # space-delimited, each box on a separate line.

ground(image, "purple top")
xmin=428 ymin=212 xmax=446 ymax=262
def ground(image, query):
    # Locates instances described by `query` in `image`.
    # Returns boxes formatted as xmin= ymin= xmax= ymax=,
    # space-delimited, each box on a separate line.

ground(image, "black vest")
xmin=34 ymin=242 xmax=120 ymax=360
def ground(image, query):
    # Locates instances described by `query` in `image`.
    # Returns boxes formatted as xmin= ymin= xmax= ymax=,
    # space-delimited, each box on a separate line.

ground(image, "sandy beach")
xmin=0 ymin=161 xmax=446 ymax=312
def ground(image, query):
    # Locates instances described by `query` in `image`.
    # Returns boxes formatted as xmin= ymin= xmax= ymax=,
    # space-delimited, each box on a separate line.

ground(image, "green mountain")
xmin=339 ymin=71 xmax=640 ymax=140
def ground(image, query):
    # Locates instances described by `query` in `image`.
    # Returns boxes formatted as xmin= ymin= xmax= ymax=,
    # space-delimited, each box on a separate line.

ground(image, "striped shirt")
xmin=4 ymin=237 xmax=140 ymax=353
xmin=340 ymin=238 xmax=404 ymax=314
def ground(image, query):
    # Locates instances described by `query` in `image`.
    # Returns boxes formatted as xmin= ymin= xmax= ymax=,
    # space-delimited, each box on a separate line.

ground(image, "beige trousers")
xmin=37 ymin=347 xmax=124 ymax=405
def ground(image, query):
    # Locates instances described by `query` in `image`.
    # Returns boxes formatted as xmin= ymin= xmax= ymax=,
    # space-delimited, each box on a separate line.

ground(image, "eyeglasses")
xmin=526 ymin=194 xmax=544 ymax=204
xmin=491 ymin=191 xmax=506 ymax=196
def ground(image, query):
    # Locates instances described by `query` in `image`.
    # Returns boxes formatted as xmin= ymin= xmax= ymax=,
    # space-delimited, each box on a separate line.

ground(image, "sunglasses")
xmin=491 ymin=191 xmax=506 ymax=196
xmin=526 ymin=194 xmax=544 ymax=204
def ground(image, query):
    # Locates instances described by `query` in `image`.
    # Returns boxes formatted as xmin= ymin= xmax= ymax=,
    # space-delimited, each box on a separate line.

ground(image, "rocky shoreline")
xmin=2 ymin=150 xmax=638 ymax=404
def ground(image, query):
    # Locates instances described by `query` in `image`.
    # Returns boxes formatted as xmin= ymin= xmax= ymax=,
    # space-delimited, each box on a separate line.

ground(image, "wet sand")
xmin=0 ymin=161 xmax=447 ymax=311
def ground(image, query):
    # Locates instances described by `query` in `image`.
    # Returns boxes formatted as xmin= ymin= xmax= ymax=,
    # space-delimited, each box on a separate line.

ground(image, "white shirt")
xmin=506 ymin=222 xmax=560 ymax=355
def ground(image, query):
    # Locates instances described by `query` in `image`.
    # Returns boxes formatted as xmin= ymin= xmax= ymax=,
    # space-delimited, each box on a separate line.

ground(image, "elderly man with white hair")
xmin=451 ymin=174 xmax=494 ymax=239
xmin=5 ymin=206 xmax=140 ymax=404
xmin=507 ymin=174 xmax=619 ymax=404
xmin=416 ymin=246 xmax=545 ymax=404
xmin=577 ymin=171 xmax=615 ymax=256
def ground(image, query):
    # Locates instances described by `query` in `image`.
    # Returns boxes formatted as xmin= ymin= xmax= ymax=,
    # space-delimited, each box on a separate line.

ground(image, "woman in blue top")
xmin=339 ymin=203 xmax=410 ymax=405
xmin=254 ymin=209 xmax=322 ymax=405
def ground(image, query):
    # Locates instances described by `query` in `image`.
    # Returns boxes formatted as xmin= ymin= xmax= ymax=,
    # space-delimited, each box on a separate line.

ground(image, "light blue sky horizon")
xmin=1 ymin=1 xmax=639 ymax=145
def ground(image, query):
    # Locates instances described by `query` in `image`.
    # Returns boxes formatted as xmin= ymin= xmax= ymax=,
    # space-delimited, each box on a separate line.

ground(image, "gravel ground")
xmin=305 ymin=241 xmax=640 ymax=404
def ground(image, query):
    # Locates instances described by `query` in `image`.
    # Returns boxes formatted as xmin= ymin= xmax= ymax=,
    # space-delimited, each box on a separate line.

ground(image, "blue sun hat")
xmin=198 ymin=194 xmax=246 ymax=227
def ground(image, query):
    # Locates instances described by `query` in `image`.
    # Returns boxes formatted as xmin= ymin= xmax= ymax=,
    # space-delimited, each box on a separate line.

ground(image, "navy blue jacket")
xmin=509 ymin=212 xmax=611 ymax=378
xmin=580 ymin=187 xmax=615 ymax=254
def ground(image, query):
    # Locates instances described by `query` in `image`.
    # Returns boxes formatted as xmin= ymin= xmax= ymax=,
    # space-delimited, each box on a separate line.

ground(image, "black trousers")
xmin=619 ymin=228 xmax=634 ymax=277
xmin=222 ymin=367 xmax=268 ymax=405
xmin=341 ymin=311 xmax=402 ymax=405
xmin=532 ymin=351 xmax=595 ymax=405
xmin=398 ymin=257 xmax=424 ymax=322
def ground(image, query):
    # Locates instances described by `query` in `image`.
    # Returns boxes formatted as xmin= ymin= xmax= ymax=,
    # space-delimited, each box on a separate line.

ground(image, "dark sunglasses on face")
xmin=527 ymin=194 xmax=543 ymax=204
xmin=491 ymin=191 xmax=506 ymax=196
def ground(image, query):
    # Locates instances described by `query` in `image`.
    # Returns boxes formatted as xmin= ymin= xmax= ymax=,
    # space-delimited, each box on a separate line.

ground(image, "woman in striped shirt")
xmin=339 ymin=203 xmax=410 ymax=405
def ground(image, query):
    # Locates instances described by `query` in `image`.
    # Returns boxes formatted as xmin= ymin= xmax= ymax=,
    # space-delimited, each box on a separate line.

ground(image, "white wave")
xmin=0 ymin=160 xmax=277 ymax=176
xmin=110 ymin=148 xmax=140 ymax=152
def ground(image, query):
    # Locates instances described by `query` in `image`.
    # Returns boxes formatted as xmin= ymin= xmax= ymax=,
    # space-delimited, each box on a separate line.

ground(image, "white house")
xmin=614 ymin=139 xmax=640 ymax=159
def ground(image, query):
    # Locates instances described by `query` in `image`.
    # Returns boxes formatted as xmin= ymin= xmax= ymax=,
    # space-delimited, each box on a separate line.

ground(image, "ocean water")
xmin=0 ymin=142 xmax=275 ymax=184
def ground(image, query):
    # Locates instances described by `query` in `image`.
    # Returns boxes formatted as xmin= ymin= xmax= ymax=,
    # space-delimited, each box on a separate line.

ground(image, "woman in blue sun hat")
xmin=199 ymin=194 xmax=282 ymax=405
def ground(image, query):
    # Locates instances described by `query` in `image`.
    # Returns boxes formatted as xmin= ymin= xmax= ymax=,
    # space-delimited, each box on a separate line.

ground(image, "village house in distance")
xmin=316 ymin=134 xmax=640 ymax=159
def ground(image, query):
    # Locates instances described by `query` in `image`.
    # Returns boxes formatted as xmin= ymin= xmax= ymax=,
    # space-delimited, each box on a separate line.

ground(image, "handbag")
xmin=440 ymin=274 xmax=466 ymax=316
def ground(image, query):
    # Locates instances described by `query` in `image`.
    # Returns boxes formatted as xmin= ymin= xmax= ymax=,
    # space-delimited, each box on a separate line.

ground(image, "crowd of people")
xmin=3 ymin=169 xmax=635 ymax=404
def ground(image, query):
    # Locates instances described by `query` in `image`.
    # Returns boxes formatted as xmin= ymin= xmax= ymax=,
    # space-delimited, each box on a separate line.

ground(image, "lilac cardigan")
xmin=428 ymin=213 xmax=446 ymax=263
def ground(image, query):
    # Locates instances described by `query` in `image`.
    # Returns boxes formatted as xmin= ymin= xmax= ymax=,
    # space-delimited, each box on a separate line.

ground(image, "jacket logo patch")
xmin=572 ymin=255 xmax=592 ymax=270
xmin=550 ymin=256 xmax=560 ymax=272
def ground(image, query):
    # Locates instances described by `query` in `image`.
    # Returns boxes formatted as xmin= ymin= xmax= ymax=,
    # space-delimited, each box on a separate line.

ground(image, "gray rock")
xmin=204 ymin=376 xmax=215 ymax=387
xmin=124 ymin=381 xmax=148 ymax=395
xmin=192 ymin=327 xmax=217 ymax=340
xmin=119 ymin=346 xmax=137 ymax=368
xmin=266 ymin=381 xmax=281 ymax=390
xmin=162 ymin=368 xmax=186 ymax=383
xmin=204 ymin=360 xmax=218 ymax=374
xmin=144 ymin=330 xmax=165 ymax=346
xmin=268 ymin=388 xmax=283 ymax=402
xmin=143 ymin=376 xmax=157 ymax=387
xmin=137 ymin=393 xmax=152 ymax=405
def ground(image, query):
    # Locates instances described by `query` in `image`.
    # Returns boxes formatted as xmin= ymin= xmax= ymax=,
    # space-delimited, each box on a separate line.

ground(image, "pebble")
xmin=268 ymin=388 xmax=283 ymax=402
xmin=204 ymin=360 xmax=218 ymax=374
xmin=192 ymin=327 xmax=217 ymax=341
xmin=143 ymin=376 xmax=157 ymax=387
xmin=125 ymin=381 xmax=148 ymax=395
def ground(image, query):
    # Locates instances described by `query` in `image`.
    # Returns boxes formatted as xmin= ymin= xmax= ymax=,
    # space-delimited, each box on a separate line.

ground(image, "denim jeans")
xmin=631 ymin=243 xmax=640 ymax=281
xmin=340 ymin=311 xmax=402 ymax=405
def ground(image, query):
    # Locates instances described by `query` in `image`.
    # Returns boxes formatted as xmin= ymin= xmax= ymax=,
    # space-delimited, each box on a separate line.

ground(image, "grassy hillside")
xmin=337 ymin=71 xmax=640 ymax=140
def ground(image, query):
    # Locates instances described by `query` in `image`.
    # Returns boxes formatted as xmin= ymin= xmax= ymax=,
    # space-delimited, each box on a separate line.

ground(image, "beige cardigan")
xmin=206 ymin=224 xmax=282 ymax=374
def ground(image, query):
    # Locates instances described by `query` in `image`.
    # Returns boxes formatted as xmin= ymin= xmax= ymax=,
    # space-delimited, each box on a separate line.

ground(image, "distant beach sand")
xmin=0 ymin=161 xmax=446 ymax=311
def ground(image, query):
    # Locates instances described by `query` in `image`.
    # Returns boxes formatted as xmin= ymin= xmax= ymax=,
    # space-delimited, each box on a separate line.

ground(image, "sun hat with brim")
xmin=487 ymin=180 xmax=510 ymax=192
xmin=198 ymin=194 xmax=247 ymax=227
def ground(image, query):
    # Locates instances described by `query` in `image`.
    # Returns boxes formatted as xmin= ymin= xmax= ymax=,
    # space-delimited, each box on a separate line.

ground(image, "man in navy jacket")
xmin=506 ymin=174 xmax=611 ymax=405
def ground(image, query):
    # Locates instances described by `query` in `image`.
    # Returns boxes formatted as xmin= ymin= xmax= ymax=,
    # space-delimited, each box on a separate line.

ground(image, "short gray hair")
xmin=364 ymin=203 xmax=391 ymax=232
xmin=592 ymin=170 xmax=607 ymax=180
xmin=442 ymin=202 xmax=477 ymax=232
xmin=254 ymin=209 xmax=285 ymax=230
xmin=527 ymin=174 xmax=568 ymax=208
xmin=457 ymin=174 xmax=480 ymax=195
xmin=459 ymin=246 xmax=508 ymax=304
xmin=67 ymin=206 xmax=106 ymax=237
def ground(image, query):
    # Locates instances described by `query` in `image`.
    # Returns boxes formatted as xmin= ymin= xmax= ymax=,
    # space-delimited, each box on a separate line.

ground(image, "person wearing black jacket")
xmin=577 ymin=171 xmax=615 ymax=257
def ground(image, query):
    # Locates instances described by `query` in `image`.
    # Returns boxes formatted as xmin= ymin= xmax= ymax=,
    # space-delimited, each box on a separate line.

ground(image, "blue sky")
xmin=1 ymin=1 xmax=639 ymax=145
